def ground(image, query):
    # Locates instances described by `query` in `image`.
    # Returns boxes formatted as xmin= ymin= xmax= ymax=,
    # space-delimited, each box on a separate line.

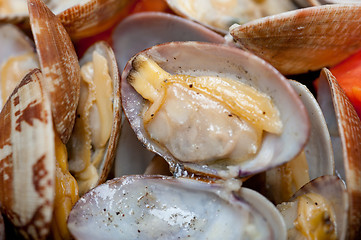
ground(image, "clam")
xmin=0 ymin=69 xmax=56 ymax=240
xmin=28 ymin=0 xmax=81 ymax=144
xmin=67 ymin=41 xmax=121 ymax=196
xmin=112 ymin=12 xmax=225 ymax=177
xmin=317 ymin=68 xmax=361 ymax=239
xmin=229 ymin=4 xmax=361 ymax=75
xmin=264 ymin=80 xmax=334 ymax=204
xmin=121 ymin=41 xmax=310 ymax=179
xmin=67 ymin=175 xmax=287 ymax=239
xmin=0 ymin=0 xmax=136 ymax=39
xmin=277 ymin=175 xmax=348 ymax=239
xmin=0 ymin=23 xmax=39 ymax=108
xmin=165 ymin=0 xmax=306 ymax=34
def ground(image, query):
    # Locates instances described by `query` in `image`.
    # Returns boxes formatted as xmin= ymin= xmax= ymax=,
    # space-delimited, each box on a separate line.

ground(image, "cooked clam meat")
xmin=277 ymin=176 xmax=348 ymax=240
xmin=0 ymin=52 xmax=39 ymax=104
xmin=0 ymin=0 xmax=28 ymax=14
xmin=67 ymin=50 xmax=113 ymax=196
xmin=278 ymin=192 xmax=336 ymax=240
xmin=128 ymin=55 xmax=282 ymax=165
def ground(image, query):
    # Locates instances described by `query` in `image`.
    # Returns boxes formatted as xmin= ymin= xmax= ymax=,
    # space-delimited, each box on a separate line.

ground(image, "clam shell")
xmin=121 ymin=41 xmax=310 ymax=178
xmin=57 ymin=0 xmax=136 ymax=39
xmin=76 ymin=41 xmax=121 ymax=187
xmin=112 ymin=12 xmax=225 ymax=73
xmin=67 ymin=175 xmax=286 ymax=239
xmin=289 ymin=80 xmax=334 ymax=179
xmin=317 ymin=68 xmax=361 ymax=239
xmin=0 ymin=69 xmax=55 ymax=240
xmin=112 ymin=12 xmax=224 ymax=178
xmin=230 ymin=4 xmax=361 ymax=75
xmin=166 ymin=0 xmax=299 ymax=34
xmin=278 ymin=175 xmax=348 ymax=240
xmin=0 ymin=23 xmax=37 ymax=108
xmin=28 ymin=0 xmax=81 ymax=144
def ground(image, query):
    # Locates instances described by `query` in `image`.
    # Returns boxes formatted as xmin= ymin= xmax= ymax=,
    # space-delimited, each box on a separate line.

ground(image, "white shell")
xmin=68 ymin=176 xmax=286 ymax=240
xmin=121 ymin=42 xmax=310 ymax=178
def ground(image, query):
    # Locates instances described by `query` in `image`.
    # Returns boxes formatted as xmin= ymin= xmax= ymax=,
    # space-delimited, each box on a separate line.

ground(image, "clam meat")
xmin=122 ymin=41 xmax=310 ymax=178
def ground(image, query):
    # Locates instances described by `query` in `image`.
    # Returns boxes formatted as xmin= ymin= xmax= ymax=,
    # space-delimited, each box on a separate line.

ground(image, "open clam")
xmin=112 ymin=12 xmax=225 ymax=177
xmin=277 ymin=175 xmax=348 ymax=239
xmin=67 ymin=175 xmax=287 ymax=240
xmin=229 ymin=4 xmax=361 ymax=75
xmin=67 ymin=41 xmax=121 ymax=196
xmin=121 ymin=41 xmax=310 ymax=179
xmin=264 ymin=80 xmax=334 ymax=204
xmin=317 ymin=68 xmax=361 ymax=239
xmin=0 ymin=23 xmax=38 ymax=109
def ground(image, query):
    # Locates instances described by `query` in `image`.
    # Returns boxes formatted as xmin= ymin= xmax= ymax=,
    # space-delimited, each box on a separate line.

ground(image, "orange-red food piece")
xmin=329 ymin=49 xmax=361 ymax=119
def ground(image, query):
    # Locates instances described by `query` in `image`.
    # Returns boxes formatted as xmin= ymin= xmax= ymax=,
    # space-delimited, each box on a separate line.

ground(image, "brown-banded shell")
xmin=0 ymin=69 xmax=55 ymax=240
xmin=317 ymin=68 xmax=361 ymax=239
xmin=67 ymin=175 xmax=287 ymax=239
xmin=28 ymin=0 xmax=81 ymax=144
xmin=112 ymin=12 xmax=225 ymax=177
xmin=229 ymin=4 xmax=361 ymax=75
xmin=278 ymin=175 xmax=348 ymax=240
xmin=56 ymin=0 xmax=136 ymax=39
xmin=166 ymin=0 xmax=302 ymax=34
xmin=121 ymin=41 xmax=310 ymax=179
xmin=0 ymin=23 xmax=38 ymax=108
xmin=67 ymin=41 xmax=121 ymax=194
xmin=1 ymin=0 xmax=136 ymax=39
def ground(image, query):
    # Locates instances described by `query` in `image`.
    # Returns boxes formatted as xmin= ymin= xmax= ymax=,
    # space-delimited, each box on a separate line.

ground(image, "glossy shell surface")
xmin=29 ymin=0 xmax=81 ymax=144
xmin=317 ymin=68 xmax=361 ymax=239
xmin=68 ymin=175 xmax=286 ymax=240
xmin=230 ymin=4 xmax=361 ymax=75
xmin=0 ymin=69 xmax=55 ymax=240
xmin=121 ymin=41 xmax=310 ymax=178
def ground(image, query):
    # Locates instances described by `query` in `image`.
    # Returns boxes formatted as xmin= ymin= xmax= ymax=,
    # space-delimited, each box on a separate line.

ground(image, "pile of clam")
xmin=0 ymin=0 xmax=360 ymax=239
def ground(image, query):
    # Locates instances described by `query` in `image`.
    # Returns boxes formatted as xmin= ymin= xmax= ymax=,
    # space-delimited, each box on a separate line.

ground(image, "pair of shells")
xmin=0 ymin=0 xmax=121 ymax=239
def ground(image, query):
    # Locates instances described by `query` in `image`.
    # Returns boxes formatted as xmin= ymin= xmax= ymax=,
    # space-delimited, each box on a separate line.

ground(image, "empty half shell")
xmin=0 ymin=69 xmax=55 ymax=240
xmin=230 ymin=4 xmax=361 ymax=75
xmin=121 ymin=41 xmax=310 ymax=178
xmin=317 ymin=68 xmax=361 ymax=239
xmin=68 ymin=175 xmax=286 ymax=240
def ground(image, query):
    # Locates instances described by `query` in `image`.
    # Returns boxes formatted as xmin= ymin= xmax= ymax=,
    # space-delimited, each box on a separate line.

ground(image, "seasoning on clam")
xmin=122 ymin=41 xmax=310 ymax=178
xmin=67 ymin=175 xmax=287 ymax=240
xmin=277 ymin=175 xmax=348 ymax=240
